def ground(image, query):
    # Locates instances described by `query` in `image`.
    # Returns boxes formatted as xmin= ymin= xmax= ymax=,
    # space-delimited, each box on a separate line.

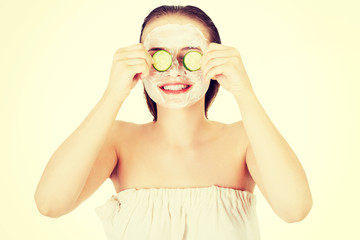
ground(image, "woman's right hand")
xmin=106 ymin=43 xmax=153 ymax=99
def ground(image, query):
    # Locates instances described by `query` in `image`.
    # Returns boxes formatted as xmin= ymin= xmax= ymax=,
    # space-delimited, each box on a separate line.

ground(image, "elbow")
xmin=283 ymin=208 xmax=312 ymax=223
xmin=36 ymin=204 xmax=61 ymax=218
xmin=282 ymin=196 xmax=313 ymax=223
xmin=34 ymin=191 xmax=67 ymax=218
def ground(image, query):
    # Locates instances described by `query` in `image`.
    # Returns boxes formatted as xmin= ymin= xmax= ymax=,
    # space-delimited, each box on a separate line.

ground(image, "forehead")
xmin=141 ymin=15 xmax=210 ymax=43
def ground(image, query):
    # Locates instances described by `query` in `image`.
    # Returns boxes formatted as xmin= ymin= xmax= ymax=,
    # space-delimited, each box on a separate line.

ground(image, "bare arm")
xmin=201 ymin=43 xmax=312 ymax=223
xmin=34 ymin=43 xmax=153 ymax=218
xmin=235 ymin=90 xmax=312 ymax=223
xmin=34 ymin=90 xmax=124 ymax=218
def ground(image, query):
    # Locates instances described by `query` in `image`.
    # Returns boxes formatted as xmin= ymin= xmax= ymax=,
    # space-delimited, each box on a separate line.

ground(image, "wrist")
xmin=233 ymin=87 xmax=256 ymax=101
xmin=233 ymin=88 xmax=259 ymax=111
xmin=103 ymin=87 xmax=128 ymax=104
xmin=233 ymin=89 xmax=259 ymax=118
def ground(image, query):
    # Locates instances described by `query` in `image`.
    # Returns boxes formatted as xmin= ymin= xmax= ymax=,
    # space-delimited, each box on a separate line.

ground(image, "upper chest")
xmin=112 ymin=121 xmax=251 ymax=189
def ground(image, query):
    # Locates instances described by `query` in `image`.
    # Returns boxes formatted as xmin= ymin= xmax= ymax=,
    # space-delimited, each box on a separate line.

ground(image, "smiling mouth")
xmin=158 ymin=83 xmax=193 ymax=94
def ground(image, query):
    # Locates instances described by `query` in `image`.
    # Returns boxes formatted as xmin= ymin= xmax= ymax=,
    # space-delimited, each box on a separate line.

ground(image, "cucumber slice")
xmin=152 ymin=50 xmax=172 ymax=72
xmin=183 ymin=51 xmax=202 ymax=71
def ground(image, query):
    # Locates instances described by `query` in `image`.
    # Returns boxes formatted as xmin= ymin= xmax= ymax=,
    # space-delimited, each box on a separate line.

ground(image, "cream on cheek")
xmin=142 ymin=24 xmax=210 ymax=109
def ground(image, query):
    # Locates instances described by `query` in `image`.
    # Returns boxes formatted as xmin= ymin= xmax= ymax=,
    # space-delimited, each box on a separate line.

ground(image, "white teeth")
xmin=162 ymin=84 xmax=189 ymax=91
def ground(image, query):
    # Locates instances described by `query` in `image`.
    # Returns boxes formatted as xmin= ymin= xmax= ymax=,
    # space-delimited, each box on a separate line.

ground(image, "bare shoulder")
xmin=208 ymin=119 xmax=243 ymax=128
xmin=229 ymin=120 xmax=248 ymax=139
xmin=227 ymin=120 xmax=244 ymax=131
xmin=114 ymin=119 xmax=141 ymax=129
xmin=113 ymin=120 xmax=149 ymax=132
xmin=112 ymin=120 xmax=152 ymax=143
xmin=208 ymin=119 xmax=246 ymax=136
xmin=208 ymin=120 xmax=249 ymax=148
xmin=109 ymin=120 xmax=151 ymax=177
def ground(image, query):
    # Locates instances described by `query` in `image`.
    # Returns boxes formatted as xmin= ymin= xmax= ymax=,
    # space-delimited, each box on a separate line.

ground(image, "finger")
xmin=124 ymin=58 xmax=148 ymax=67
xmin=138 ymin=43 xmax=155 ymax=64
xmin=204 ymin=42 xmax=223 ymax=54
xmin=204 ymin=43 xmax=234 ymax=56
xmin=115 ymin=49 xmax=149 ymax=60
xmin=114 ymin=43 xmax=140 ymax=55
xmin=202 ymin=57 xmax=229 ymax=78
xmin=114 ymin=44 xmax=153 ymax=65
xmin=128 ymin=64 xmax=150 ymax=79
xmin=114 ymin=50 xmax=152 ymax=69
xmin=202 ymin=48 xmax=235 ymax=68
xmin=127 ymin=43 xmax=154 ymax=65
xmin=204 ymin=63 xmax=227 ymax=82
xmin=113 ymin=56 xmax=148 ymax=70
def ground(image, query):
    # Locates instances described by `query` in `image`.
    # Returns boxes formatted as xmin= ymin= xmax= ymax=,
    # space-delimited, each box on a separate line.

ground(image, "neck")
xmin=153 ymin=98 xmax=209 ymax=148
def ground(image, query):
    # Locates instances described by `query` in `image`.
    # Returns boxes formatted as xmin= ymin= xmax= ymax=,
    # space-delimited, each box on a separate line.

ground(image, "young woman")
xmin=35 ymin=5 xmax=312 ymax=240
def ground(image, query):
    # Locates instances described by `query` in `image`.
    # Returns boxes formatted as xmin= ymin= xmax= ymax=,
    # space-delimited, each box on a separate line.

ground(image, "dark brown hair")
xmin=139 ymin=5 xmax=221 ymax=121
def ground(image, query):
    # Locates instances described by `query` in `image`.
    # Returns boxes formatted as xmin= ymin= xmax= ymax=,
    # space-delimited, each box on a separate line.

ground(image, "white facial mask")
xmin=143 ymin=24 xmax=210 ymax=109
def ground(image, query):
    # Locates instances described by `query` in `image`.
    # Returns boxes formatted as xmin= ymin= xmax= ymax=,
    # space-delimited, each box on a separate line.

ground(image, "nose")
xmin=167 ymin=58 xmax=180 ymax=77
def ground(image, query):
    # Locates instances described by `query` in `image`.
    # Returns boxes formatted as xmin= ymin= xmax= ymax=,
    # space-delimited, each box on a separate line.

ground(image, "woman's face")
xmin=141 ymin=16 xmax=211 ymax=109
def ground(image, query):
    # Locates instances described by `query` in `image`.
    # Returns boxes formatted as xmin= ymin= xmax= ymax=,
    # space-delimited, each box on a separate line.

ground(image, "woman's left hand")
xmin=201 ymin=43 xmax=254 ymax=96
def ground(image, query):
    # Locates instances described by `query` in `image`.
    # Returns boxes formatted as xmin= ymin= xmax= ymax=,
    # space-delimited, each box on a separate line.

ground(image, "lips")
xmin=158 ymin=82 xmax=193 ymax=94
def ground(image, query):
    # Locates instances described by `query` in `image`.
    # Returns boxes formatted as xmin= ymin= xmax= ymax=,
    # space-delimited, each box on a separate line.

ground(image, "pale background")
xmin=1 ymin=0 xmax=359 ymax=239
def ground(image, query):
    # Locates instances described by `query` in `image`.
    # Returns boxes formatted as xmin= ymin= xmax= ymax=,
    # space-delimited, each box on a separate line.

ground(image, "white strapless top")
xmin=95 ymin=185 xmax=260 ymax=240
